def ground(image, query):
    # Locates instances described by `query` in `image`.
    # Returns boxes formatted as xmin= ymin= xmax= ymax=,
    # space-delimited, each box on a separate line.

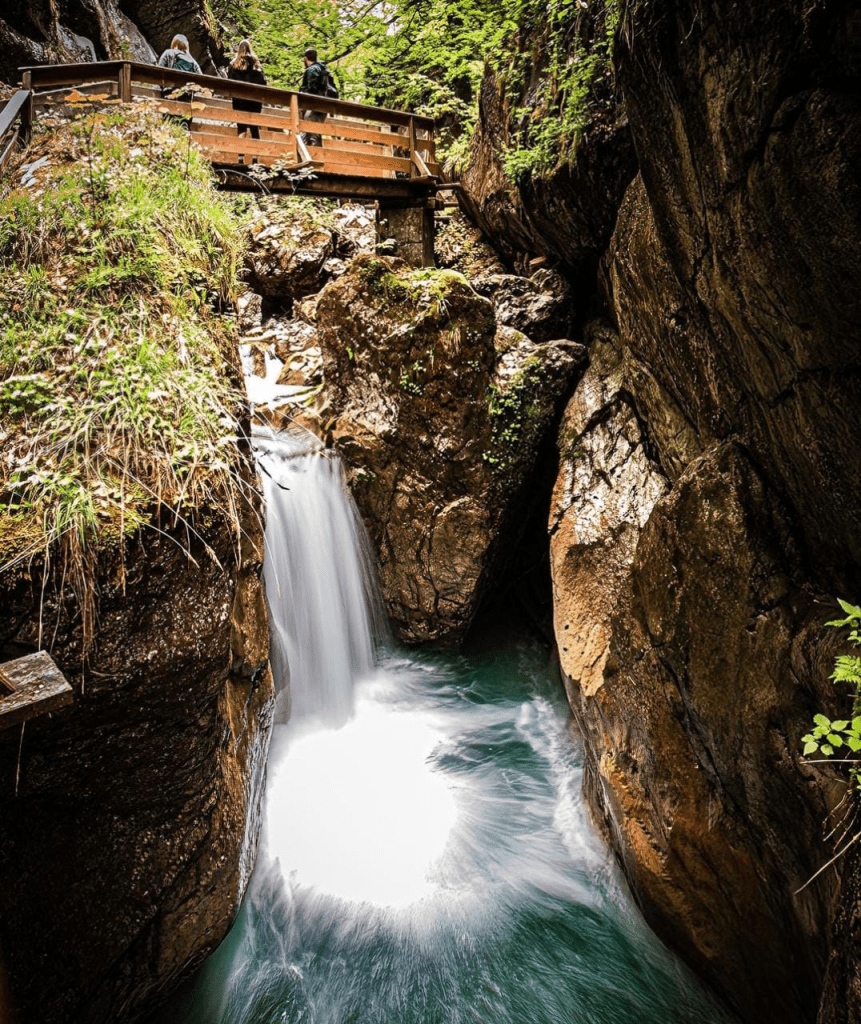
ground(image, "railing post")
xmin=118 ymin=61 xmax=131 ymax=103
xmin=290 ymin=93 xmax=300 ymax=163
xmin=408 ymin=115 xmax=418 ymax=178
xmin=20 ymin=72 xmax=33 ymax=143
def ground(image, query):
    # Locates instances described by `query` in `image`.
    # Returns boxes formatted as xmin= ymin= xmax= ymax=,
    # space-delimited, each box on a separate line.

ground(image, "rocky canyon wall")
xmin=462 ymin=1 xmax=861 ymax=1022
xmin=0 ymin=0 xmax=223 ymax=82
xmin=0 ymin=477 xmax=274 ymax=1024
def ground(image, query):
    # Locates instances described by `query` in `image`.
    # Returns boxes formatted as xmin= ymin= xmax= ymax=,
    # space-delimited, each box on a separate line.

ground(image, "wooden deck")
xmin=14 ymin=60 xmax=440 ymax=205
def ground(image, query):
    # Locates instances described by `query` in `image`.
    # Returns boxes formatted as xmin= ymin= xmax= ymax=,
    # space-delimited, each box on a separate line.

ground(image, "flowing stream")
xmin=158 ymin=429 xmax=736 ymax=1024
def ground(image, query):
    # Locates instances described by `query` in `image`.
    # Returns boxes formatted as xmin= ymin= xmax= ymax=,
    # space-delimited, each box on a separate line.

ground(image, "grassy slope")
xmin=0 ymin=101 xmax=251 ymax=633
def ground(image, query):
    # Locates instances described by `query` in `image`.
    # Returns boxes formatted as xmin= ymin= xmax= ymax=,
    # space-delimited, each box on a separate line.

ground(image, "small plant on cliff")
xmin=797 ymin=600 xmax=861 ymax=891
xmin=483 ymin=356 xmax=544 ymax=473
xmin=802 ymin=601 xmax=861 ymax=784
xmin=499 ymin=0 xmax=620 ymax=182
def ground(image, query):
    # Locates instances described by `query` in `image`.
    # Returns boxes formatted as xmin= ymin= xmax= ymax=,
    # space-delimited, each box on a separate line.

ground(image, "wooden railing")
xmin=19 ymin=61 xmax=439 ymax=189
xmin=0 ymin=89 xmax=33 ymax=175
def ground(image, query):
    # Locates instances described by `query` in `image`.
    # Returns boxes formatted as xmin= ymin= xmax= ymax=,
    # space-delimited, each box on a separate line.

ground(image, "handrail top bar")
xmin=18 ymin=60 xmax=436 ymax=130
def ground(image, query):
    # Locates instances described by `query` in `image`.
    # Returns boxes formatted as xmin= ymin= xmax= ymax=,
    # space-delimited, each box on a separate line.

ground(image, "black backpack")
xmin=312 ymin=61 xmax=339 ymax=99
xmin=323 ymin=67 xmax=339 ymax=99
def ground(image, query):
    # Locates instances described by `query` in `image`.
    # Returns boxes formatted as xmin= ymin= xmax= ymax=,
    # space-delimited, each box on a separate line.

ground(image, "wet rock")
xmin=435 ymin=213 xmax=506 ymax=280
xmin=317 ymin=254 xmax=586 ymax=644
xmin=0 ymin=0 xmax=221 ymax=83
xmin=331 ymin=204 xmax=377 ymax=259
xmin=0 ymin=480 xmax=274 ymax=1024
xmin=472 ymin=269 xmax=573 ymax=343
xmin=245 ymin=225 xmax=335 ymax=301
xmin=520 ymin=2 xmax=861 ymax=1019
xmin=271 ymin=321 xmax=318 ymax=362
xmin=460 ymin=57 xmax=637 ymax=285
xmin=236 ymin=292 xmax=262 ymax=334
xmin=577 ymin=444 xmax=841 ymax=1024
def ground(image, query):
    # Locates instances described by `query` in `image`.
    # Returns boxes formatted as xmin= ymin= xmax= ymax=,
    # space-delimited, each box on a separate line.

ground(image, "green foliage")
xmin=399 ymin=361 xmax=426 ymax=396
xmin=500 ymin=0 xmax=620 ymax=181
xmin=217 ymin=0 xmax=546 ymax=171
xmin=802 ymin=601 xmax=861 ymax=788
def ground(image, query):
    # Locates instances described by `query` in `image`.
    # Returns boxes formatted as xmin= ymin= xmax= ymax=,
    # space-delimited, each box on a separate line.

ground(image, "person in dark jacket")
xmin=299 ymin=47 xmax=327 ymax=148
xmin=227 ymin=40 xmax=267 ymax=143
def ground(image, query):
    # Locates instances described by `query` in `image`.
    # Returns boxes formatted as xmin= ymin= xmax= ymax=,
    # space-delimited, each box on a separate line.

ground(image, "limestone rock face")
xmin=0 ymin=482 xmax=274 ymax=1024
xmin=561 ymin=441 xmax=842 ymax=1024
xmin=594 ymin=8 xmax=861 ymax=1012
xmin=316 ymin=254 xmax=586 ymax=643
xmin=472 ymin=269 xmax=573 ymax=343
xmin=549 ymin=325 xmax=668 ymax=703
xmin=242 ymin=205 xmax=377 ymax=303
xmin=612 ymin=0 xmax=861 ymax=591
xmin=245 ymin=223 xmax=336 ymax=301
xmin=0 ymin=0 xmax=222 ymax=82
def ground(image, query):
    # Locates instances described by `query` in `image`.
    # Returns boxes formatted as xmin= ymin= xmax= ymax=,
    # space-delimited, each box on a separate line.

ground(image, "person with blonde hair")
xmin=157 ymin=33 xmax=202 ymax=75
xmin=227 ymin=39 xmax=267 ymax=143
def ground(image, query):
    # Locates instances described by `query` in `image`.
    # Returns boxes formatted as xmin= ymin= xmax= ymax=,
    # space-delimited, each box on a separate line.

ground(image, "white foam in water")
xmin=252 ymin=427 xmax=459 ymax=908
xmin=264 ymin=689 xmax=458 ymax=909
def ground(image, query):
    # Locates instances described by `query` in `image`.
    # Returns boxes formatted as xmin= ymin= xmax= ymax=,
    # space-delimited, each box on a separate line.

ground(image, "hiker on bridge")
xmin=299 ymin=48 xmax=330 ymax=148
xmin=228 ymin=40 xmax=267 ymax=145
xmin=157 ymin=34 xmax=202 ymax=76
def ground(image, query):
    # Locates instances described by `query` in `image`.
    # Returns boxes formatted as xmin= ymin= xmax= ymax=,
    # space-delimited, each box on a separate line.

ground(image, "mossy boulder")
xmin=317 ymin=254 xmax=585 ymax=643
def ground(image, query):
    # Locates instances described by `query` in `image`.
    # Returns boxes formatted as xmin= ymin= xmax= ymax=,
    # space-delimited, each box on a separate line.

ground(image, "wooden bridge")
xmin=3 ymin=60 xmax=442 ymax=207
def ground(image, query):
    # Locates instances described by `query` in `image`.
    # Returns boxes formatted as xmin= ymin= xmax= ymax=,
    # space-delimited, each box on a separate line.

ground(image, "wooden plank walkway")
xmin=12 ymin=60 xmax=440 ymax=205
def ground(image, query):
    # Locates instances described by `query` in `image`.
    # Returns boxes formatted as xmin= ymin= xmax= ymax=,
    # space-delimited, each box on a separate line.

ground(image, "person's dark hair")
xmin=304 ymin=47 xmax=318 ymax=62
xmin=231 ymin=39 xmax=261 ymax=71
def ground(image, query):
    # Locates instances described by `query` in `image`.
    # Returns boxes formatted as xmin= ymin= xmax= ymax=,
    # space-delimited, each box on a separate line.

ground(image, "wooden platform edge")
xmin=0 ymin=651 xmax=74 ymax=730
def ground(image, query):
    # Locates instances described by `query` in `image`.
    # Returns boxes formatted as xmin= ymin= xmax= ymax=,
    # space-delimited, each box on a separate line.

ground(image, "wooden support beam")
xmin=290 ymin=93 xmax=301 ymax=163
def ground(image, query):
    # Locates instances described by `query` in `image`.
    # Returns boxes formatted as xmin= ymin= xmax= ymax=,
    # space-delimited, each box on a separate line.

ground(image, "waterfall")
xmin=156 ymin=424 xmax=737 ymax=1024
xmin=251 ymin=425 xmax=383 ymax=729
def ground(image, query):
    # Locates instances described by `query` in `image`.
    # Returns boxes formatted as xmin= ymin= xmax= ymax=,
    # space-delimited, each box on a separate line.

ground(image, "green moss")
xmin=483 ymin=356 xmax=547 ymax=473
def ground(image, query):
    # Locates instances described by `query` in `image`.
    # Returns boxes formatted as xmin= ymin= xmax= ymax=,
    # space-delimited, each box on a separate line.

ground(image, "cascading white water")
xmin=251 ymin=425 xmax=383 ymax=729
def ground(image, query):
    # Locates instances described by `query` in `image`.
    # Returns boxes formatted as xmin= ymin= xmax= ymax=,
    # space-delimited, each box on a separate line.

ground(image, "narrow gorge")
xmin=0 ymin=2 xmax=859 ymax=1024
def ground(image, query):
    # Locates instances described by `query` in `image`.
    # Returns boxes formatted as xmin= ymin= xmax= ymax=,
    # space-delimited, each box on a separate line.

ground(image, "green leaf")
xmin=814 ymin=713 xmax=831 ymax=728
xmin=822 ymin=744 xmax=835 ymax=756
xmin=847 ymin=737 xmax=861 ymax=752
xmin=803 ymin=740 xmax=819 ymax=755
xmin=827 ymin=734 xmax=845 ymax=747
xmin=832 ymin=720 xmax=850 ymax=731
